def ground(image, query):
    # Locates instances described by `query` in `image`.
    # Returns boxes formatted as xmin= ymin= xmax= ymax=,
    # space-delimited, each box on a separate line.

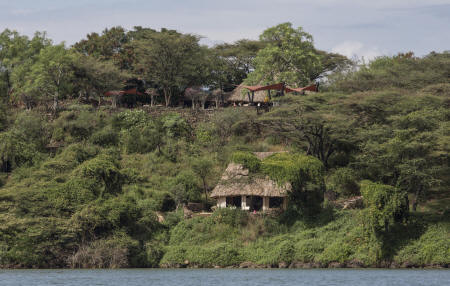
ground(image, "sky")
xmin=1 ymin=0 xmax=449 ymax=60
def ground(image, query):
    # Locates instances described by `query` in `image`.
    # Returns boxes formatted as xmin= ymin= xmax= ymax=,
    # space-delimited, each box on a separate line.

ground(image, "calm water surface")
xmin=0 ymin=269 xmax=449 ymax=286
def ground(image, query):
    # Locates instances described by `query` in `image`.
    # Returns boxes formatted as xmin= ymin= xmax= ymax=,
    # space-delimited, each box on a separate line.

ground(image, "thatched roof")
xmin=223 ymin=84 xmax=268 ymax=103
xmin=184 ymin=87 xmax=217 ymax=102
xmin=210 ymin=162 xmax=290 ymax=198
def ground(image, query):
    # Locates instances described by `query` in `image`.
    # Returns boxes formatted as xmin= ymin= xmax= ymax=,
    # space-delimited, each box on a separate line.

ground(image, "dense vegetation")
xmin=0 ymin=24 xmax=448 ymax=268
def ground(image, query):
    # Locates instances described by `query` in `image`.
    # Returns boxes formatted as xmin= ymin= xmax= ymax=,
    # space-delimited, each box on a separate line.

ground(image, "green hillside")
xmin=0 ymin=25 xmax=448 ymax=268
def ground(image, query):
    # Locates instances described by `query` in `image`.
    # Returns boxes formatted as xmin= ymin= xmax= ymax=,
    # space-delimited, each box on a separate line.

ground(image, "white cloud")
xmin=332 ymin=41 xmax=383 ymax=61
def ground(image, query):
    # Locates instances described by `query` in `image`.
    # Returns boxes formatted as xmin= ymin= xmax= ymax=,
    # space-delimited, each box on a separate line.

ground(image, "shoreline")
xmin=160 ymin=261 xmax=449 ymax=269
xmin=3 ymin=262 xmax=447 ymax=270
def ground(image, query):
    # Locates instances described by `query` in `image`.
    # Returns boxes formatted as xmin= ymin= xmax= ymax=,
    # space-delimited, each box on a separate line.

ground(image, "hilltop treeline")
xmin=0 ymin=24 xmax=449 ymax=268
xmin=0 ymin=23 xmax=348 ymax=110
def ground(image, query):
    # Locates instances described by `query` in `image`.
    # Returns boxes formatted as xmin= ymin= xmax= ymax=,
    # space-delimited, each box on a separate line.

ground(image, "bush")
xmin=361 ymin=180 xmax=409 ymax=234
xmin=68 ymin=233 xmax=139 ymax=268
xmin=211 ymin=208 xmax=248 ymax=228
xmin=231 ymin=151 xmax=261 ymax=172
xmin=395 ymin=222 xmax=450 ymax=265
xmin=327 ymin=167 xmax=360 ymax=197
xmin=162 ymin=113 xmax=190 ymax=139
xmin=72 ymin=152 xmax=124 ymax=197
xmin=113 ymin=110 xmax=150 ymax=129
xmin=90 ymin=127 xmax=119 ymax=146
xmin=262 ymin=153 xmax=325 ymax=214
xmin=53 ymin=110 xmax=98 ymax=142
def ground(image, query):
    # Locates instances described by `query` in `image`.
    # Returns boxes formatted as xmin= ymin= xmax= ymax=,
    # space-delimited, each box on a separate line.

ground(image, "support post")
xmin=282 ymin=197 xmax=288 ymax=211
xmin=263 ymin=197 xmax=269 ymax=211
xmin=241 ymin=196 xmax=249 ymax=210
xmin=217 ymin=197 xmax=227 ymax=208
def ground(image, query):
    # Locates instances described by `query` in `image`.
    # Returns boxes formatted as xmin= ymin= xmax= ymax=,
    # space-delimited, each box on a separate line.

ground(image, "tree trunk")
xmin=150 ymin=95 xmax=154 ymax=107
xmin=112 ymin=94 xmax=118 ymax=108
xmin=52 ymin=94 xmax=58 ymax=113
xmin=412 ymin=187 xmax=421 ymax=211
xmin=164 ymin=88 xmax=171 ymax=107
xmin=203 ymin=178 xmax=208 ymax=202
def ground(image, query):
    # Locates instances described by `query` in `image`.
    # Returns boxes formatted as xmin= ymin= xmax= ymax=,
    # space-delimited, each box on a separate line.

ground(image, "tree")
xmin=360 ymin=180 xmax=409 ymax=261
xmin=213 ymin=39 xmax=264 ymax=89
xmin=72 ymin=54 xmax=129 ymax=107
xmin=73 ymin=26 xmax=132 ymax=70
xmin=309 ymin=50 xmax=352 ymax=81
xmin=191 ymin=157 xmax=214 ymax=202
xmin=24 ymin=44 xmax=74 ymax=112
xmin=357 ymin=115 xmax=444 ymax=211
xmin=134 ymin=29 xmax=204 ymax=107
xmin=259 ymin=96 xmax=356 ymax=169
xmin=244 ymin=23 xmax=321 ymax=87
xmin=0 ymin=29 xmax=51 ymax=105
xmin=261 ymin=153 xmax=325 ymax=214
xmin=73 ymin=152 xmax=125 ymax=197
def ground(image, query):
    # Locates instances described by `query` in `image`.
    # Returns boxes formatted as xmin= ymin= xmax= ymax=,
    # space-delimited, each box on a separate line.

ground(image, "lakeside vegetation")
xmin=0 ymin=23 xmax=448 ymax=268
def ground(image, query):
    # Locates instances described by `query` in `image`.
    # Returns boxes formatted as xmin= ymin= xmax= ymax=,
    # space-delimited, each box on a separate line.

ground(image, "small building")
xmin=210 ymin=157 xmax=290 ymax=211
xmin=223 ymin=84 xmax=270 ymax=106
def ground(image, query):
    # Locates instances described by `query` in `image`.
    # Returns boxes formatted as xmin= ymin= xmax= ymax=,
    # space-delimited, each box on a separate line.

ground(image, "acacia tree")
xmin=213 ymin=39 xmax=264 ymax=89
xmin=135 ymin=29 xmax=204 ymax=107
xmin=259 ymin=98 xmax=356 ymax=169
xmin=360 ymin=181 xmax=409 ymax=262
xmin=1 ymin=30 xmax=51 ymax=106
xmin=244 ymin=23 xmax=321 ymax=87
xmin=192 ymin=157 xmax=214 ymax=202
xmin=24 ymin=44 xmax=74 ymax=112
xmin=72 ymin=54 xmax=129 ymax=107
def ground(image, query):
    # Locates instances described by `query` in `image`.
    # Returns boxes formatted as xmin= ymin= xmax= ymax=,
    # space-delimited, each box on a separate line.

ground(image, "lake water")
xmin=0 ymin=269 xmax=449 ymax=286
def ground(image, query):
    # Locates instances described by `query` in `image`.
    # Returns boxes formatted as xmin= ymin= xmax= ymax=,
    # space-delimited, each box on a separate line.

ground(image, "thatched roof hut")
xmin=210 ymin=163 xmax=290 ymax=198
xmin=211 ymin=152 xmax=290 ymax=211
xmin=223 ymin=84 xmax=269 ymax=103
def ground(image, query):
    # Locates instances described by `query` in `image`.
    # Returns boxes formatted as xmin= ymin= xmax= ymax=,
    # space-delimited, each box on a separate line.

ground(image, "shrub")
xmin=361 ymin=180 xmax=409 ymax=234
xmin=211 ymin=208 xmax=248 ymax=228
xmin=113 ymin=109 xmax=150 ymax=129
xmin=262 ymin=153 xmax=325 ymax=213
xmin=395 ymin=222 xmax=450 ymax=265
xmin=327 ymin=167 xmax=360 ymax=197
xmin=231 ymin=151 xmax=261 ymax=172
xmin=72 ymin=152 xmax=124 ymax=197
xmin=53 ymin=110 xmax=98 ymax=142
xmin=68 ymin=233 xmax=139 ymax=268
xmin=90 ymin=127 xmax=119 ymax=146
xmin=161 ymin=113 xmax=190 ymax=139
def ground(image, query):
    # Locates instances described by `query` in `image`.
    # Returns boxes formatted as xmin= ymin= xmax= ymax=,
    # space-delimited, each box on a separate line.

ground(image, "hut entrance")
xmin=269 ymin=197 xmax=283 ymax=208
xmin=226 ymin=196 xmax=242 ymax=208
xmin=247 ymin=196 xmax=263 ymax=211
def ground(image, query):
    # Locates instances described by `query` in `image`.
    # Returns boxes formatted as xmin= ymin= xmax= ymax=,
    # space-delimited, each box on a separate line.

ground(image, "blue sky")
xmin=1 ymin=0 xmax=449 ymax=60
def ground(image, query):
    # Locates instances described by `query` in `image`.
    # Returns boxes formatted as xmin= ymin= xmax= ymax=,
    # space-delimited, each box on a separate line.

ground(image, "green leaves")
xmin=134 ymin=29 xmax=204 ymax=106
xmin=231 ymin=151 xmax=261 ymax=173
xmin=245 ymin=23 xmax=321 ymax=86
xmin=261 ymin=153 xmax=325 ymax=189
xmin=361 ymin=181 xmax=409 ymax=234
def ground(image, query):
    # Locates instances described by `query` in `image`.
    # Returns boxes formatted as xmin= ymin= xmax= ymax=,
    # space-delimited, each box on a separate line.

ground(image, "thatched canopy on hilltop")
xmin=210 ymin=162 xmax=290 ymax=198
xmin=223 ymin=84 xmax=268 ymax=103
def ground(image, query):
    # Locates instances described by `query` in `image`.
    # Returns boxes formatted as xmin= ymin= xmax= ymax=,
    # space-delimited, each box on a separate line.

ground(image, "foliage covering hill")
xmin=0 ymin=24 xmax=449 ymax=268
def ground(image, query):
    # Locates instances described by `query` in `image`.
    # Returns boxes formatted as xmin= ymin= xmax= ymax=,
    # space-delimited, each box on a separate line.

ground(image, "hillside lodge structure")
xmin=210 ymin=152 xmax=291 ymax=212
xmin=104 ymin=82 xmax=318 ymax=108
